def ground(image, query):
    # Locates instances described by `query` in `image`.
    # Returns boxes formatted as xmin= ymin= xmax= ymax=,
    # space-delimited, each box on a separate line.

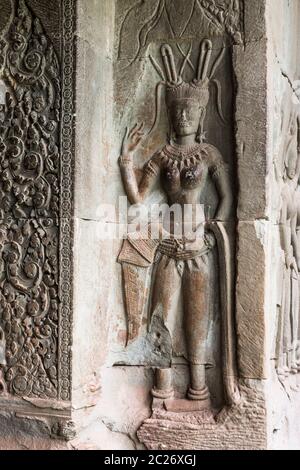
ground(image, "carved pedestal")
xmin=138 ymin=383 xmax=266 ymax=450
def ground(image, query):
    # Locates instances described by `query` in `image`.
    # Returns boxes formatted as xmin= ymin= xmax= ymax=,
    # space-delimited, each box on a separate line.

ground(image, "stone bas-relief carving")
xmin=0 ymin=0 xmax=74 ymax=402
xmin=276 ymin=110 xmax=300 ymax=381
xmin=0 ymin=0 xmax=60 ymax=399
xmin=118 ymin=40 xmax=239 ymax=416
xmin=117 ymin=0 xmax=243 ymax=66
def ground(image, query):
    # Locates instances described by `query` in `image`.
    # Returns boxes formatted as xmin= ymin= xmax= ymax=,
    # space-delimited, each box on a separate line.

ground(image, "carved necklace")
xmin=160 ymin=143 xmax=207 ymax=171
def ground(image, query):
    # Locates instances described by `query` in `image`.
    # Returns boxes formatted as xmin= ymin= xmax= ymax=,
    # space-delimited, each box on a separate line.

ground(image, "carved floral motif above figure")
xmin=0 ymin=0 xmax=61 ymax=399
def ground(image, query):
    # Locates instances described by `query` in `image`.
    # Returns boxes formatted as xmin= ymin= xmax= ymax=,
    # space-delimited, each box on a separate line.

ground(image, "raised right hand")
xmin=121 ymin=123 xmax=145 ymax=157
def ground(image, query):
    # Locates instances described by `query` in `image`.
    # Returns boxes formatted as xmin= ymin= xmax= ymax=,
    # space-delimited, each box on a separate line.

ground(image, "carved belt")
xmin=158 ymin=238 xmax=211 ymax=260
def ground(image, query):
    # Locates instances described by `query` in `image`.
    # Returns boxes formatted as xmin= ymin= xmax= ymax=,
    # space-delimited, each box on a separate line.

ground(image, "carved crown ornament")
xmin=146 ymin=39 xmax=228 ymax=141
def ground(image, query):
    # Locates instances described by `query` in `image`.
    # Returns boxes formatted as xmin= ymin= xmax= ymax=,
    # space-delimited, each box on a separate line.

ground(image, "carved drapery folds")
xmin=0 ymin=0 xmax=74 ymax=401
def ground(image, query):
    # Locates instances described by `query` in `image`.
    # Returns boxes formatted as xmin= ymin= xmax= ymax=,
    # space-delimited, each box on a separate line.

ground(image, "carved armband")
xmin=119 ymin=154 xmax=134 ymax=167
xmin=210 ymin=161 xmax=230 ymax=181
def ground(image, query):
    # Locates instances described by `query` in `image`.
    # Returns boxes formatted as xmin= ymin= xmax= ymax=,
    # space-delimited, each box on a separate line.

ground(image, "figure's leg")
xmin=278 ymin=268 xmax=291 ymax=378
xmin=297 ymin=290 xmax=300 ymax=369
xmin=150 ymin=255 xmax=181 ymax=399
xmin=152 ymin=368 xmax=173 ymax=399
xmin=182 ymin=258 xmax=210 ymax=401
xmin=297 ymin=230 xmax=300 ymax=370
xmin=284 ymin=270 xmax=293 ymax=375
xmin=291 ymin=273 xmax=299 ymax=373
xmin=276 ymin=305 xmax=285 ymax=379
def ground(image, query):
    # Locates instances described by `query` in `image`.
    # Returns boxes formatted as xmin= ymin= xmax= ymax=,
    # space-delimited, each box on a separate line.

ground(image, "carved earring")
xmin=196 ymin=109 xmax=206 ymax=143
xmin=196 ymin=125 xmax=201 ymax=143
xmin=169 ymin=119 xmax=173 ymax=144
xmin=167 ymin=110 xmax=174 ymax=144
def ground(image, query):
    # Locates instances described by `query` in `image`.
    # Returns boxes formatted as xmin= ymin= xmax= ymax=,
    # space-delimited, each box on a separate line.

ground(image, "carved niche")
xmin=114 ymin=0 xmax=242 ymax=426
xmin=0 ymin=0 xmax=75 ymax=401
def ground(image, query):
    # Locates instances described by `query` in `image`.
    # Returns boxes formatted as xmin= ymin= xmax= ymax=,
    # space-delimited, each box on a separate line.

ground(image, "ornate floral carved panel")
xmin=0 ymin=0 xmax=75 ymax=403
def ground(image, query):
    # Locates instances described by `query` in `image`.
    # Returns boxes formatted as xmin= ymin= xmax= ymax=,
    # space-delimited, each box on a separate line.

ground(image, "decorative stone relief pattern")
xmin=117 ymin=0 xmax=243 ymax=65
xmin=58 ymin=0 xmax=75 ymax=403
xmin=0 ymin=1 xmax=60 ymax=220
xmin=0 ymin=0 xmax=75 ymax=401
xmin=197 ymin=0 xmax=243 ymax=41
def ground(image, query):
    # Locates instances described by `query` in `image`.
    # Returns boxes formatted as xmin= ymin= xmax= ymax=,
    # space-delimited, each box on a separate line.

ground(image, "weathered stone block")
xmin=235 ymin=221 xmax=267 ymax=379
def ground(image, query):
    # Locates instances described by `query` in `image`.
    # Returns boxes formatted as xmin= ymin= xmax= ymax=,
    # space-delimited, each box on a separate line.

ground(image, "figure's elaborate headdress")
xmin=149 ymin=39 xmax=226 ymax=142
xmin=162 ymin=42 xmax=211 ymax=109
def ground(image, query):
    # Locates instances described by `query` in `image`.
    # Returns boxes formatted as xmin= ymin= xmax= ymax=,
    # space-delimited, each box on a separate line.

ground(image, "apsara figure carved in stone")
xmin=118 ymin=40 xmax=239 ymax=411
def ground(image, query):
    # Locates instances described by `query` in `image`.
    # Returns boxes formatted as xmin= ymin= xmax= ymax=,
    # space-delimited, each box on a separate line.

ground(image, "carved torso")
xmin=146 ymin=142 xmax=225 ymax=206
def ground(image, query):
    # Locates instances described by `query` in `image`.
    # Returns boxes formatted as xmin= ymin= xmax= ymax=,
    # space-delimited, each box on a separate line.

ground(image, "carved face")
xmin=170 ymin=99 xmax=203 ymax=137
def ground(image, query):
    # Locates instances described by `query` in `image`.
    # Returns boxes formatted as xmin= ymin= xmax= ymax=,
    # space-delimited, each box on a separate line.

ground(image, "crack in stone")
xmin=277 ymin=59 xmax=300 ymax=104
xmin=101 ymin=419 xmax=138 ymax=450
xmin=278 ymin=378 xmax=292 ymax=402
